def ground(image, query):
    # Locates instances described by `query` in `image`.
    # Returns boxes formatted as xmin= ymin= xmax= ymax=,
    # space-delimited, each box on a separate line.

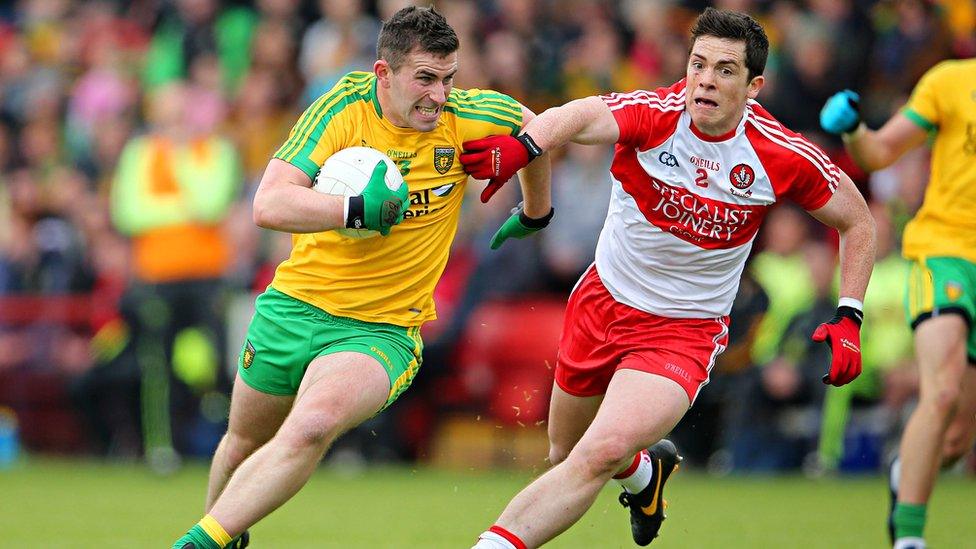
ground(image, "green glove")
xmin=345 ymin=161 xmax=410 ymax=236
xmin=489 ymin=203 xmax=554 ymax=249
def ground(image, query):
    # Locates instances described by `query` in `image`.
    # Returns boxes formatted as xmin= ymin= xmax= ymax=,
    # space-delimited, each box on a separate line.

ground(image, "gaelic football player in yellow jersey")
xmin=821 ymin=59 xmax=976 ymax=549
xmin=171 ymin=7 xmax=552 ymax=548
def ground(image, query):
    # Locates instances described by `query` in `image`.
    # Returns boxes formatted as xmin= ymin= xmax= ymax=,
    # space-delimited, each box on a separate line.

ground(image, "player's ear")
xmin=374 ymin=59 xmax=392 ymax=87
xmin=746 ymin=74 xmax=765 ymax=99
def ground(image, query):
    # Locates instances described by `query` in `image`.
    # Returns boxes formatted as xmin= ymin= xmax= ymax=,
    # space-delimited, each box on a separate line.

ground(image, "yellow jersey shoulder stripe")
xmin=444 ymin=89 xmax=523 ymax=134
xmin=448 ymin=89 xmax=522 ymax=116
xmin=276 ymin=74 xmax=374 ymax=162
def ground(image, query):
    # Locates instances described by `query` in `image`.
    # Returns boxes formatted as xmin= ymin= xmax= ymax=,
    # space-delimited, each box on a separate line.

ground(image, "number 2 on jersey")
xmin=695 ymin=168 xmax=708 ymax=188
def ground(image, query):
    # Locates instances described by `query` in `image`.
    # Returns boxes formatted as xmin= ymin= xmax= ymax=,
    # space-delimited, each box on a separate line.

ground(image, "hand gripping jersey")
xmin=900 ymin=59 xmax=976 ymax=263
xmin=596 ymin=80 xmax=838 ymax=318
xmin=271 ymin=72 xmax=522 ymax=326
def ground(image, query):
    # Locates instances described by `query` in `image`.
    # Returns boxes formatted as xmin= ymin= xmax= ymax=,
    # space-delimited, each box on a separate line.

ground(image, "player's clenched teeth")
xmin=417 ymin=106 xmax=439 ymax=116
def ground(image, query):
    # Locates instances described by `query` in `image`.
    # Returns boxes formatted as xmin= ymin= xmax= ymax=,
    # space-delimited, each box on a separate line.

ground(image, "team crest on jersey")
xmin=242 ymin=340 xmax=255 ymax=369
xmin=433 ymin=147 xmax=455 ymax=174
xmin=729 ymin=164 xmax=755 ymax=189
xmin=946 ymin=281 xmax=964 ymax=302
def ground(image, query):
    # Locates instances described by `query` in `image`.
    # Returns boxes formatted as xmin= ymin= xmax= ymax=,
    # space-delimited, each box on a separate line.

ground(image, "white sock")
xmin=890 ymin=455 xmax=901 ymax=493
xmin=614 ymin=449 xmax=653 ymax=494
xmin=893 ymin=537 xmax=926 ymax=549
xmin=472 ymin=530 xmax=517 ymax=549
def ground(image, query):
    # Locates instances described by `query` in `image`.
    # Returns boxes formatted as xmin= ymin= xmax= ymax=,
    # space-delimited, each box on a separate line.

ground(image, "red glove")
xmin=460 ymin=133 xmax=543 ymax=202
xmin=811 ymin=306 xmax=863 ymax=386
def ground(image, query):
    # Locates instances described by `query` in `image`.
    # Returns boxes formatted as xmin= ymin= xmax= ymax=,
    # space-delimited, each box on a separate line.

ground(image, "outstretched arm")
xmin=843 ymin=113 xmax=929 ymax=173
xmin=461 ymin=96 xmax=619 ymax=203
xmin=807 ymin=172 xmax=876 ymax=387
xmin=820 ymin=91 xmax=929 ymax=173
xmin=522 ymin=96 xmax=620 ymax=149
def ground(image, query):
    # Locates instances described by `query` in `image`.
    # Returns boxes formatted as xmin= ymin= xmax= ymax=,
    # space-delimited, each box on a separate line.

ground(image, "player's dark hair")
xmin=690 ymin=7 xmax=769 ymax=81
xmin=377 ymin=6 xmax=459 ymax=72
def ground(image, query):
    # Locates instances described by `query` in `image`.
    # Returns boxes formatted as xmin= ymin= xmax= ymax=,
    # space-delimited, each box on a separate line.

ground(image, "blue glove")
xmin=820 ymin=90 xmax=861 ymax=135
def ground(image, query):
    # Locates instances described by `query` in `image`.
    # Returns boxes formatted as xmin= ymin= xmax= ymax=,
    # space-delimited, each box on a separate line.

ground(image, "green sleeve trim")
xmin=902 ymin=108 xmax=936 ymax=132
xmin=277 ymin=151 xmax=320 ymax=180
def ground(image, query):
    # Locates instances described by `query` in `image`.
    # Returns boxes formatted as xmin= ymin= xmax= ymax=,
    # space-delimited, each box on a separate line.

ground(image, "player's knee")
xmin=279 ymin=412 xmax=342 ymax=451
xmin=223 ymin=432 xmax=264 ymax=467
xmin=941 ymin=430 xmax=972 ymax=466
xmin=571 ymin=435 xmax=635 ymax=479
xmin=926 ymin=386 xmax=962 ymax=419
xmin=548 ymin=444 xmax=571 ymax=466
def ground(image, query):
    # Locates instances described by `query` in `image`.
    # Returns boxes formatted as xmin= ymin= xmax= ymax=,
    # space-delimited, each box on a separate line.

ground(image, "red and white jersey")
xmin=596 ymin=80 xmax=839 ymax=318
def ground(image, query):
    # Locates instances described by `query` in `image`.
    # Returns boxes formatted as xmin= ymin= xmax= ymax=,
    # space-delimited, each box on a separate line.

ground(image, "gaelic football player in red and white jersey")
xmin=462 ymin=8 xmax=876 ymax=549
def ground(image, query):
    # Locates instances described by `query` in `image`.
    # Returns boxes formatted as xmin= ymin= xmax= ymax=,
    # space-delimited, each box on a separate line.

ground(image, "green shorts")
xmin=906 ymin=256 xmax=976 ymax=363
xmin=238 ymin=287 xmax=423 ymax=410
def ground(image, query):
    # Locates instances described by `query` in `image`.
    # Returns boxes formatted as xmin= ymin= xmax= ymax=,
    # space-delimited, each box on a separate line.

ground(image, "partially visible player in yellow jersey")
xmin=821 ymin=58 xmax=976 ymax=549
xmin=171 ymin=7 xmax=552 ymax=549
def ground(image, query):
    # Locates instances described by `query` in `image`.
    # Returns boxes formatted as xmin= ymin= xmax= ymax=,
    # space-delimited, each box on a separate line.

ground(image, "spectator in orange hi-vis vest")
xmin=110 ymin=80 xmax=241 ymax=472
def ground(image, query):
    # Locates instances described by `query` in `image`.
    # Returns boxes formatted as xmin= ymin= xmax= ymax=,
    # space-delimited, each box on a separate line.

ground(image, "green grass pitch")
xmin=2 ymin=458 xmax=972 ymax=547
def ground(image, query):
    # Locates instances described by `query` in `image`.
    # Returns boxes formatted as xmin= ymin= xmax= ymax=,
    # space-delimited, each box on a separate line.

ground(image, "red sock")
xmin=489 ymin=525 xmax=527 ymax=549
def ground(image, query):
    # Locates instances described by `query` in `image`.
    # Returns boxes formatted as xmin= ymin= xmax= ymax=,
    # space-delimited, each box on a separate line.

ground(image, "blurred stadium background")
xmin=0 ymin=0 xmax=972 ymax=546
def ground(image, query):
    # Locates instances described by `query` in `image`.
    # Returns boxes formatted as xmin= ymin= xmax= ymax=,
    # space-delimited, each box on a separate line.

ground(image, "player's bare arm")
xmin=843 ymin=113 xmax=929 ymax=172
xmin=252 ymin=158 xmax=345 ymax=233
xmin=524 ymin=95 xmax=620 ymax=149
xmin=460 ymin=96 xmax=616 ymax=202
xmin=516 ymin=106 xmax=552 ymax=218
xmin=808 ymin=172 xmax=876 ymax=302
xmin=821 ymin=91 xmax=929 ymax=172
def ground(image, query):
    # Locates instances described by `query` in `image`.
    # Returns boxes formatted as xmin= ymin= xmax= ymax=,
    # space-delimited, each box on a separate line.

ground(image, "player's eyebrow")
xmin=416 ymin=69 xmax=457 ymax=80
xmin=690 ymin=53 xmax=741 ymax=68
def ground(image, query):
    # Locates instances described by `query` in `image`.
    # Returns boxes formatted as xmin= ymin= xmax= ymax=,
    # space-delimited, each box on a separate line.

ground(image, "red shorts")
xmin=555 ymin=266 xmax=730 ymax=405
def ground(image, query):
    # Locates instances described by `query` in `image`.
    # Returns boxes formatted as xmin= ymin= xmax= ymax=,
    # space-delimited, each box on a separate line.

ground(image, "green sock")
xmin=893 ymin=502 xmax=927 ymax=540
xmin=172 ymin=524 xmax=223 ymax=549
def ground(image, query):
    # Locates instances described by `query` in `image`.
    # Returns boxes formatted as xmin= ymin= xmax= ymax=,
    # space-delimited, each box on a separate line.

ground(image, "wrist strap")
xmin=836 ymin=305 xmax=863 ymax=326
xmin=345 ymin=195 xmax=365 ymax=229
xmin=516 ymin=133 xmax=543 ymax=161
xmin=517 ymin=206 xmax=555 ymax=229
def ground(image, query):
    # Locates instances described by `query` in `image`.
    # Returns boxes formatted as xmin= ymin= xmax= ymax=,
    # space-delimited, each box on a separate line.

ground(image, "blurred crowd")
xmin=0 ymin=0 xmax=973 ymax=474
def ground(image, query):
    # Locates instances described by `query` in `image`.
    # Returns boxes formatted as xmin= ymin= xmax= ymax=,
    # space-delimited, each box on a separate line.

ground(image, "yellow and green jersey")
xmin=270 ymin=71 xmax=523 ymax=327
xmin=901 ymin=59 xmax=976 ymax=262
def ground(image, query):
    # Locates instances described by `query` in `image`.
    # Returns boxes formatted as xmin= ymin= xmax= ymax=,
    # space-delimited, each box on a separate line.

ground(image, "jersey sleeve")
xmin=781 ymin=149 xmax=839 ymax=211
xmin=447 ymin=88 xmax=524 ymax=141
xmin=600 ymin=82 xmax=684 ymax=149
xmin=747 ymin=109 xmax=840 ymax=211
xmin=903 ymin=61 xmax=951 ymax=132
xmin=273 ymin=72 xmax=372 ymax=178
